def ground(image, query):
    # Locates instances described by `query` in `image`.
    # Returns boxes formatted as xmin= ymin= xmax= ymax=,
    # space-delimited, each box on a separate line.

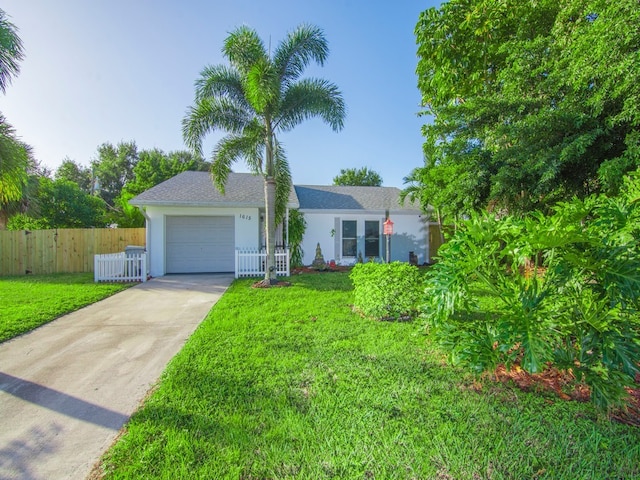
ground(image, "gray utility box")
xmin=125 ymin=245 xmax=146 ymax=256
xmin=124 ymin=245 xmax=146 ymax=277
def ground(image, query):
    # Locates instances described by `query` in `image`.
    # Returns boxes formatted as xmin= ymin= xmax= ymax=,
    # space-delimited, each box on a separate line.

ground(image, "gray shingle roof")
xmin=294 ymin=185 xmax=421 ymax=213
xmin=130 ymin=171 xmax=300 ymax=208
xmin=130 ymin=171 xmax=422 ymax=213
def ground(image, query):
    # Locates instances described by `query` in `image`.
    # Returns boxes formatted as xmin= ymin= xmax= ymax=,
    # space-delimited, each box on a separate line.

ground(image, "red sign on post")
xmin=383 ymin=218 xmax=394 ymax=235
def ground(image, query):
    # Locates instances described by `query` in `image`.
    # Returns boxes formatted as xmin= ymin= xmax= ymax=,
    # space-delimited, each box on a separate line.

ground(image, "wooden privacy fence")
xmin=0 ymin=228 xmax=146 ymax=276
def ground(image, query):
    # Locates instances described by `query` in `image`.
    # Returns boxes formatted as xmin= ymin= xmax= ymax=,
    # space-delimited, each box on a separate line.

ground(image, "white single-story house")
xmin=130 ymin=171 xmax=430 ymax=277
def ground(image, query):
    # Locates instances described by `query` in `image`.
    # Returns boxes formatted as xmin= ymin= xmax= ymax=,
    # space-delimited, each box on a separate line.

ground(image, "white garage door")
xmin=166 ymin=216 xmax=235 ymax=273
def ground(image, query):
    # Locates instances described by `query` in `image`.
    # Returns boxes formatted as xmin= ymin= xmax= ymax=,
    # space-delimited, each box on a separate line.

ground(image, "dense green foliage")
xmin=55 ymin=157 xmax=94 ymax=192
xmin=0 ymin=273 xmax=131 ymax=342
xmin=412 ymin=0 xmax=640 ymax=217
xmin=423 ymin=172 xmax=640 ymax=408
xmin=182 ymin=24 xmax=345 ymax=282
xmin=91 ymin=141 xmax=138 ymax=209
xmin=99 ymin=274 xmax=640 ymax=479
xmin=0 ymin=115 xmax=30 ymax=207
xmin=6 ymin=143 xmax=209 ymax=229
xmin=333 ymin=167 xmax=383 ymax=186
xmin=287 ymin=209 xmax=306 ymax=267
xmin=40 ymin=177 xmax=106 ymax=227
xmin=7 ymin=177 xmax=106 ymax=229
xmin=350 ymin=262 xmax=422 ymax=320
xmin=0 ymin=9 xmax=31 ymax=227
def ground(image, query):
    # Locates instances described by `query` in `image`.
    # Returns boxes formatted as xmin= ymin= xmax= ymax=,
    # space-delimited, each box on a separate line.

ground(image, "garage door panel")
xmin=166 ymin=216 xmax=235 ymax=273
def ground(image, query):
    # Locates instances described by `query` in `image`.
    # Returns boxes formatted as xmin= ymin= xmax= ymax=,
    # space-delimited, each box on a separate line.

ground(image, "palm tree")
xmin=0 ymin=8 xmax=24 ymax=94
xmin=183 ymin=24 xmax=345 ymax=285
xmin=0 ymin=8 xmax=29 ymax=228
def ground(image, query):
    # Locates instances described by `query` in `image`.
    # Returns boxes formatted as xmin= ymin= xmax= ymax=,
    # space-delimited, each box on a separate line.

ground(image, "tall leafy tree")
xmin=55 ymin=157 xmax=93 ymax=193
xmin=123 ymin=149 xmax=209 ymax=198
xmin=91 ymin=141 xmax=138 ymax=208
xmin=413 ymin=0 xmax=640 ymax=216
xmin=333 ymin=167 xmax=382 ymax=186
xmin=10 ymin=177 xmax=107 ymax=229
xmin=116 ymin=149 xmax=210 ymax=227
xmin=183 ymin=24 xmax=345 ymax=284
xmin=0 ymin=9 xmax=31 ymax=228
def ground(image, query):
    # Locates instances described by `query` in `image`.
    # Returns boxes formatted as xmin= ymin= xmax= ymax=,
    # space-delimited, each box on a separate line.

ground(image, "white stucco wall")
xmin=142 ymin=205 xmax=260 ymax=277
xmin=299 ymin=211 xmax=429 ymax=266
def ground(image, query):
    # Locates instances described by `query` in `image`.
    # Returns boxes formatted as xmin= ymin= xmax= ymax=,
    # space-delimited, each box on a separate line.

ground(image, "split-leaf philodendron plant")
xmin=424 ymin=170 xmax=640 ymax=409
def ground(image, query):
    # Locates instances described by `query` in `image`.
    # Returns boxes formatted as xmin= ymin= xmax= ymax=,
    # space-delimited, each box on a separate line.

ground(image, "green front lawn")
xmin=98 ymin=273 xmax=640 ymax=479
xmin=0 ymin=273 xmax=133 ymax=343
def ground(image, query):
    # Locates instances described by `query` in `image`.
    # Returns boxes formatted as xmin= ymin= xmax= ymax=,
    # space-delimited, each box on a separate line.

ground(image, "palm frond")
xmin=273 ymin=24 xmax=328 ymax=86
xmin=277 ymin=78 xmax=346 ymax=132
xmin=194 ymin=64 xmax=248 ymax=108
xmin=211 ymin=132 xmax=264 ymax=193
xmin=223 ymin=25 xmax=267 ymax=75
xmin=273 ymin=139 xmax=292 ymax=225
xmin=245 ymin=58 xmax=279 ymax=114
xmin=0 ymin=115 xmax=30 ymax=204
xmin=182 ymin=98 xmax=252 ymax=155
xmin=241 ymin=119 xmax=266 ymax=174
xmin=0 ymin=9 xmax=24 ymax=94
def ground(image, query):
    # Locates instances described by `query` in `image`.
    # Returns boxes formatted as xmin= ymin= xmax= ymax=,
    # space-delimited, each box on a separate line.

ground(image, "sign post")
xmin=383 ymin=218 xmax=394 ymax=263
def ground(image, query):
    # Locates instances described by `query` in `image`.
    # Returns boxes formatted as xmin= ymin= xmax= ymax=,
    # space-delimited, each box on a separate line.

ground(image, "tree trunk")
xmin=264 ymin=176 xmax=278 ymax=284
xmin=0 ymin=209 xmax=8 ymax=230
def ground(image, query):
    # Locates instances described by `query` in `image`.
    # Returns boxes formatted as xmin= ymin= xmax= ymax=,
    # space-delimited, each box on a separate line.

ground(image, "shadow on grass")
xmin=287 ymin=272 xmax=353 ymax=292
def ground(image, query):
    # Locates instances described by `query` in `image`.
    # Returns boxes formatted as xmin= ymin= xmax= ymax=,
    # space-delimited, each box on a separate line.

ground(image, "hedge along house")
xmin=130 ymin=171 xmax=430 ymax=277
xmin=294 ymin=185 xmax=429 ymax=266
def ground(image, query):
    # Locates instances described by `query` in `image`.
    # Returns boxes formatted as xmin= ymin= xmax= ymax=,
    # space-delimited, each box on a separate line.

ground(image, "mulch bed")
xmin=291 ymin=266 xmax=352 ymax=274
xmin=473 ymin=364 xmax=640 ymax=427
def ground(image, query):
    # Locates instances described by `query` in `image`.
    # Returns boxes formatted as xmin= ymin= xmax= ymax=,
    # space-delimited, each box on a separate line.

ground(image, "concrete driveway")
xmin=0 ymin=273 xmax=233 ymax=480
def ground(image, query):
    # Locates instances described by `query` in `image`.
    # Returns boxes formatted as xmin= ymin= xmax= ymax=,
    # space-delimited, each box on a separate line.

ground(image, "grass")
xmin=98 ymin=273 xmax=640 ymax=479
xmin=0 ymin=273 xmax=133 ymax=343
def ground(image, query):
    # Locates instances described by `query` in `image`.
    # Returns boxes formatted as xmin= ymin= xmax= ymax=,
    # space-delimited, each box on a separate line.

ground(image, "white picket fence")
xmin=94 ymin=252 xmax=148 ymax=283
xmin=235 ymin=248 xmax=289 ymax=278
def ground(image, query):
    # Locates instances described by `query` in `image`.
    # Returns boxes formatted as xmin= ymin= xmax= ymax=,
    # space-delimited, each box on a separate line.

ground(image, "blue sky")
xmin=2 ymin=1 xmax=441 ymax=188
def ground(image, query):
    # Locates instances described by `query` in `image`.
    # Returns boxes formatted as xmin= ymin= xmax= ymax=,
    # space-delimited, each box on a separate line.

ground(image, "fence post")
xmin=235 ymin=249 xmax=239 ymax=278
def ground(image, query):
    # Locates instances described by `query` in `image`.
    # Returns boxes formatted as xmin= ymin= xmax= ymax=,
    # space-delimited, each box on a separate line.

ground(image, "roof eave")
xmin=130 ymin=200 xmax=300 ymax=209
xmin=298 ymin=208 xmax=423 ymax=215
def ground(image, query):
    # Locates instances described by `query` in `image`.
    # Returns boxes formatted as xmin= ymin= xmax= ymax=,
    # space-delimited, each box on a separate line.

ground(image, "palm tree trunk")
xmin=264 ymin=176 xmax=278 ymax=283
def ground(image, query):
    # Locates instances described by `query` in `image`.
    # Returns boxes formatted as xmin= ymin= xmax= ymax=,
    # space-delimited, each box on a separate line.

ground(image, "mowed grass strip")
xmin=0 ymin=273 xmax=133 ymax=343
xmin=99 ymin=273 xmax=640 ymax=479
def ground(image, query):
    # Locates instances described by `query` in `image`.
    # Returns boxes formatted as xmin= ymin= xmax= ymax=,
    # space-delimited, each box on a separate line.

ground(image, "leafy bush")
xmin=7 ymin=213 xmax=49 ymax=230
xmin=350 ymin=262 xmax=422 ymax=320
xmin=423 ymin=172 xmax=640 ymax=408
xmin=288 ymin=209 xmax=306 ymax=267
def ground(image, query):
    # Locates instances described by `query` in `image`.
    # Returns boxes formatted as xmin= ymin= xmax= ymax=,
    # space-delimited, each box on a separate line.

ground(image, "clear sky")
xmin=2 ymin=1 xmax=441 ymax=188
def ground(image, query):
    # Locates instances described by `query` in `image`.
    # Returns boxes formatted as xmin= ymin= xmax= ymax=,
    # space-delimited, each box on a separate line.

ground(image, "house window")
xmin=364 ymin=221 xmax=380 ymax=258
xmin=342 ymin=220 xmax=357 ymax=257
